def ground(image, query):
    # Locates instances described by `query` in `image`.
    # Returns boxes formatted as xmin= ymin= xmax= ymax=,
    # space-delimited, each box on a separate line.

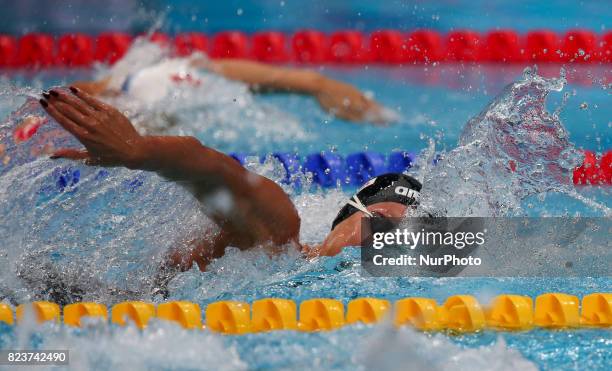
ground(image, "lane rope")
xmin=227 ymin=150 xmax=611 ymax=187
xmin=0 ymin=29 xmax=610 ymax=68
xmin=2 ymin=293 xmax=610 ymax=332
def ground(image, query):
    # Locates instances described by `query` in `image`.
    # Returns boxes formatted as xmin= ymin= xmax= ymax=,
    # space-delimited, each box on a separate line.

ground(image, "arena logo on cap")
xmin=395 ymin=186 xmax=419 ymax=201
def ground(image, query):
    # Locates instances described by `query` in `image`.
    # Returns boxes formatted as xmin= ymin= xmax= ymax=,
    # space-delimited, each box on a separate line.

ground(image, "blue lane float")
xmin=303 ymin=152 xmax=347 ymax=187
xmin=230 ymin=150 xmax=417 ymax=187
xmin=268 ymin=153 xmax=301 ymax=184
xmin=346 ymin=152 xmax=387 ymax=186
xmin=44 ymin=151 xmax=418 ymax=194
xmin=387 ymin=151 xmax=416 ymax=173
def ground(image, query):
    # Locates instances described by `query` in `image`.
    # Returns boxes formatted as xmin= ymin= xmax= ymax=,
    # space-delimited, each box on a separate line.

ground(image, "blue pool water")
xmin=2 ymin=64 xmax=610 ymax=154
xmin=0 ymin=35 xmax=611 ymax=371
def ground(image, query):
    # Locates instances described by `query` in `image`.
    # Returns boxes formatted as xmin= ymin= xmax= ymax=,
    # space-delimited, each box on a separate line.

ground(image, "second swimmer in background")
xmin=72 ymin=41 xmax=395 ymax=124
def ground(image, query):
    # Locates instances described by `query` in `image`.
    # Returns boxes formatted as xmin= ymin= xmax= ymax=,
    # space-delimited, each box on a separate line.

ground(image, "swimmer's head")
xmin=331 ymin=173 xmax=421 ymax=231
xmin=309 ymin=174 xmax=421 ymax=257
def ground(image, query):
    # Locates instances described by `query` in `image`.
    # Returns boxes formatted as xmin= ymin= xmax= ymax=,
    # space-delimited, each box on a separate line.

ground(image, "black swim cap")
xmin=330 ymin=173 xmax=422 ymax=231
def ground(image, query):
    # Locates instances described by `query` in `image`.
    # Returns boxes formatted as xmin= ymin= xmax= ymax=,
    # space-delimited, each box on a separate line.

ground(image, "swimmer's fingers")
xmin=49 ymin=89 xmax=96 ymax=117
xmin=50 ymin=149 xmax=104 ymax=166
xmin=347 ymin=98 xmax=388 ymax=125
xmin=69 ymin=86 xmax=112 ymax=112
xmin=360 ymin=102 xmax=388 ymax=125
xmin=49 ymin=101 xmax=100 ymax=133
xmin=50 ymin=149 xmax=90 ymax=160
xmin=40 ymin=99 xmax=91 ymax=140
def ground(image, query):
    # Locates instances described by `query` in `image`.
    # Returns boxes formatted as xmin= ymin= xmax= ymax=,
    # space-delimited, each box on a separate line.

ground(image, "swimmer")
xmin=72 ymin=53 xmax=391 ymax=123
xmin=39 ymin=88 xmax=420 ymax=275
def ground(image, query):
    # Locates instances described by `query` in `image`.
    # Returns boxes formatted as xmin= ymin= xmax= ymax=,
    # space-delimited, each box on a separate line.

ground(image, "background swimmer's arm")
xmin=70 ymin=77 xmax=116 ymax=96
xmin=41 ymin=88 xmax=301 ymax=258
xmin=194 ymin=58 xmax=386 ymax=123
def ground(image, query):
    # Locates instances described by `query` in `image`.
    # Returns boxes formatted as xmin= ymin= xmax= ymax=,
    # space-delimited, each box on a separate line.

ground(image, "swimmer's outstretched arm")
xmin=201 ymin=58 xmax=385 ymax=123
xmin=40 ymin=88 xmax=301 ymax=270
xmin=73 ymin=57 xmax=386 ymax=123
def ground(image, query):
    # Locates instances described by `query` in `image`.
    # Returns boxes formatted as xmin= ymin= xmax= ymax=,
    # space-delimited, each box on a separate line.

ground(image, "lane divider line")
xmin=1 ymin=29 xmax=611 ymax=68
xmin=2 ymin=293 xmax=610 ymax=332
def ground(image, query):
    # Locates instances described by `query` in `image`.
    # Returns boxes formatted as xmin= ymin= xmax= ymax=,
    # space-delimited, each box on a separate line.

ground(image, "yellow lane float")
xmin=394 ymin=298 xmax=442 ymax=330
xmin=298 ymin=299 xmax=345 ymax=331
xmin=16 ymin=301 xmax=60 ymax=324
xmin=0 ymin=303 xmax=14 ymax=325
xmin=3 ymin=293 xmax=610 ymax=333
xmin=534 ymin=293 xmax=580 ymax=328
xmin=206 ymin=301 xmax=251 ymax=334
xmin=63 ymin=302 xmax=108 ymax=327
xmin=111 ymin=301 xmax=156 ymax=329
xmin=346 ymin=298 xmax=390 ymax=324
xmin=252 ymin=298 xmax=297 ymax=332
xmin=486 ymin=295 xmax=533 ymax=330
xmin=157 ymin=301 xmax=202 ymax=330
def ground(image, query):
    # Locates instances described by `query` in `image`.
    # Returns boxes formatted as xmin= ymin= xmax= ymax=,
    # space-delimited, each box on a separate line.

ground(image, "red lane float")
xmin=405 ymin=30 xmax=443 ymax=62
xmin=2 ymin=29 xmax=612 ymax=68
xmin=0 ymin=35 xmax=17 ymax=67
xmin=292 ymin=30 xmax=327 ymax=63
xmin=599 ymin=151 xmax=612 ymax=185
xmin=251 ymin=31 xmax=289 ymax=62
xmin=562 ymin=30 xmax=597 ymax=63
xmin=329 ymin=31 xmax=370 ymax=63
xmin=526 ymin=30 xmax=561 ymax=62
xmin=370 ymin=30 xmax=405 ymax=63
xmin=94 ymin=32 xmax=132 ymax=64
xmin=483 ymin=30 xmax=522 ymax=62
xmin=573 ymin=150 xmax=610 ymax=186
xmin=175 ymin=32 xmax=208 ymax=57
xmin=601 ymin=32 xmax=612 ymax=62
xmin=148 ymin=32 xmax=171 ymax=47
xmin=17 ymin=33 xmax=55 ymax=67
xmin=57 ymin=33 xmax=94 ymax=66
xmin=210 ymin=31 xmax=249 ymax=59
xmin=446 ymin=30 xmax=481 ymax=62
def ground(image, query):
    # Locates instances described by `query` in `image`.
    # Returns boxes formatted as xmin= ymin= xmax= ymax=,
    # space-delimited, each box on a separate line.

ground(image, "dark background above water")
xmin=0 ymin=0 xmax=608 ymax=34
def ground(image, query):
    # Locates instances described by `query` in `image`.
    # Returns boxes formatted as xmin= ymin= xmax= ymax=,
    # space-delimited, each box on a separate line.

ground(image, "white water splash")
xmin=417 ymin=68 xmax=607 ymax=217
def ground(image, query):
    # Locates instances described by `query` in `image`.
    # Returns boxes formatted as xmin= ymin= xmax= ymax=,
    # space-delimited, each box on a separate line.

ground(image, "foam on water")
xmin=1 ymin=320 xmax=247 ymax=371
xmin=0 ymin=50 xmax=610 ymax=369
xmin=0 ymin=317 xmax=539 ymax=371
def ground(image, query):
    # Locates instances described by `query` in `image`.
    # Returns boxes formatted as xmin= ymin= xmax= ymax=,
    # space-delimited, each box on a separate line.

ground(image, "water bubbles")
xmin=579 ymin=102 xmax=588 ymax=110
xmin=236 ymin=8 xmax=243 ymax=16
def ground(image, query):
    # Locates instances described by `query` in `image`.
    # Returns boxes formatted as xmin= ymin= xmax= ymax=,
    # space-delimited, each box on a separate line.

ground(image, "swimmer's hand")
xmin=41 ymin=88 xmax=147 ymax=168
xmin=314 ymin=77 xmax=387 ymax=124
